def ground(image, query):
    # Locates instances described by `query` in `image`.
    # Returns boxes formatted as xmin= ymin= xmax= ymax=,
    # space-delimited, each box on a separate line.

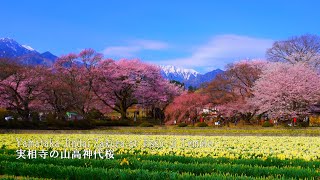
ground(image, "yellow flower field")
xmin=1 ymin=134 xmax=319 ymax=161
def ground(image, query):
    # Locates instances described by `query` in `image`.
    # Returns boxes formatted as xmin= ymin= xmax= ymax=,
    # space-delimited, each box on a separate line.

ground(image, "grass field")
xmin=0 ymin=127 xmax=319 ymax=179
xmin=1 ymin=126 xmax=320 ymax=136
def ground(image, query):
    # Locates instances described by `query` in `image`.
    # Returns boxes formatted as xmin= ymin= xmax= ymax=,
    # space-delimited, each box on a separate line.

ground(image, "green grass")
xmin=0 ymin=175 xmax=50 ymax=180
xmin=1 ymin=126 xmax=320 ymax=136
xmin=2 ymin=161 xmax=285 ymax=180
xmin=0 ymin=154 xmax=319 ymax=178
xmin=0 ymin=152 xmax=319 ymax=179
xmin=1 ymin=150 xmax=320 ymax=169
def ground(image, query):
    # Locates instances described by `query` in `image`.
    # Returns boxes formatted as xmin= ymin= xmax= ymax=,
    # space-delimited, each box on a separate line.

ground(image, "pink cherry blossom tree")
xmin=92 ymin=59 xmax=181 ymax=119
xmin=164 ymin=92 xmax=210 ymax=125
xmin=0 ymin=66 xmax=45 ymax=120
xmin=50 ymin=49 xmax=103 ymax=118
xmin=0 ymin=51 xmax=181 ymax=122
xmin=251 ymin=62 xmax=320 ymax=118
xmin=40 ymin=68 xmax=74 ymax=119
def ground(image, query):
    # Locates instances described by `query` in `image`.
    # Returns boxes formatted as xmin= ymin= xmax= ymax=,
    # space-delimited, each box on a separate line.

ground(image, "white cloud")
xmin=158 ymin=34 xmax=274 ymax=71
xmin=133 ymin=39 xmax=168 ymax=50
xmin=103 ymin=39 xmax=169 ymax=57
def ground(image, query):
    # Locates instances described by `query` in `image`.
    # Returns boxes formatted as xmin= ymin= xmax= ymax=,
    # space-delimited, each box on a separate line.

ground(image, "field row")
xmin=1 ymin=134 xmax=320 ymax=161
xmin=0 ymin=153 xmax=319 ymax=179
xmin=1 ymin=151 xmax=320 ymax=169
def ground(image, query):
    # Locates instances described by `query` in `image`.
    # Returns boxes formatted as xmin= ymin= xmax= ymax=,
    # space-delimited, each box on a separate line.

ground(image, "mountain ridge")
xmin=0 ymin=37 xmax=222 ymax=87
xmin=0 ymin=38 xmax=57 ymax=66
xmin=159 ymin=65 xmax=223 ymax=88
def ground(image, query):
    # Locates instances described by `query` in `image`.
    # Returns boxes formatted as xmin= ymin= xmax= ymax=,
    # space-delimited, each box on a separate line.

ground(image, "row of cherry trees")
xmin=165 ymin=60 xmax=320 ymax=124
xmin=0 ymin=49 xmax=182 ymax=121
xmin=1 ymin=34 xmax=319 ymax=124
xmin=165 ymin=34 xmax=320 ymax=124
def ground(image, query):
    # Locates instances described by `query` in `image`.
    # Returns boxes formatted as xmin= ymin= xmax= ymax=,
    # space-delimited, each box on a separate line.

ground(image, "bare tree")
xmin=205 ymin=60 xmax=265 ymax=104
xmin=204 ymin=60 xmax=266 ymax=123
xmin=266 ymin=34 xmax=320 ymax=68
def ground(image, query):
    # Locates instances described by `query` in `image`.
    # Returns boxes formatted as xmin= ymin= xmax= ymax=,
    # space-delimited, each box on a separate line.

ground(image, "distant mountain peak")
xmin=41 ymin=51 xmax=54 ymax=55
xmin=159 ymin=65 xmax=223 ymax=88
xmin=0 ymin=37 xmax=57 ymax=66
xmin=159 ymin=65 xmax=199 ymax=80
xmin=41 ymin=51 xmax=58 ymax=60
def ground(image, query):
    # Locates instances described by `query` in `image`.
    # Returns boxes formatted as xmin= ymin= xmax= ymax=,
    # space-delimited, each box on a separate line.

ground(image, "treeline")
xmin=165 ymin=34 xmax=320 ymax=126
xmin=0 ymin=49 xmax=182 ymax=128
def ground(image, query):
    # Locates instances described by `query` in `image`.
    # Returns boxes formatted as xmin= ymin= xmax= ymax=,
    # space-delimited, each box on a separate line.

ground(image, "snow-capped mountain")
xmin=160 ymin=65 xmax=199 ymax=81
xmin=159 ymin=65 xmax=223 ymax=88
xmin=0 ymin=38 xmax=35 ymax=58
xmin=187 ymin=69 xmax=224 ymax=88
xmin=0 ymin=38 xmax=57 ymax=66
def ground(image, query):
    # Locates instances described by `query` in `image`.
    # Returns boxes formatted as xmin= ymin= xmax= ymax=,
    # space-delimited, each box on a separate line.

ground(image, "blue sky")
xmin=1 ymin=0 xmax=320 ymax=73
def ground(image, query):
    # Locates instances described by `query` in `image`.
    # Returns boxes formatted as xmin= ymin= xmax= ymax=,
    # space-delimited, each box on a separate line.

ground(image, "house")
xmin=202 ymin=106 xmax=219 ymax=116
xmin=200 ymin=106 xmax=220 ymax=123
xmin=66 ymin=112 xmax=84 ymax=121
xmin=309 ymin=104 xmax=320 ymax=126
xmin=108 ymin=105 xmax=148 ymax=120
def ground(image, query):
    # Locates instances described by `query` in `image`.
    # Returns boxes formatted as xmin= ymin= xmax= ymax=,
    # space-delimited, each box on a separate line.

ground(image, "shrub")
xmin=298 ymin=121 xmax=309 ymax=127
xmin=46 ymin=119 xmax=67 ymax=129
xmin=30 ymin=112 xmax=40 ymax=121
xmin=0 ymin=119 xmax=6 ymax=127
xmin=101 ymin=120 xmax=131 ymax=126
xmin=282 ymin=123 xmax=291 ymax=128
xmin=93 ymin=119 xmax=110 ymax=126
xmin=178 ymin=123 xmax=188 ymax=127
xmin=262 ymin=121 xmax=274 ymax=127
xmin=73 ymin=119 xmax=94 ymax=129
xmin=139 ymin=122 xmax=154 ymax=127
xmin=195 ymin=122 xmax=208 ymax=127
xmin=68 ymin=120 xmax=75 ymax=128
xmin=0 ymin=109 xmax=8 ymax=122
xmin=86 ymin=108 xmax=104 ymax=120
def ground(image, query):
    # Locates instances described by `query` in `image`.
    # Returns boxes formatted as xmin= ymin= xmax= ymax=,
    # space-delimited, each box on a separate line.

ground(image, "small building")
xmin=66 ymin=112 xmax=83 ymax=121
xmin=107 ymin=105 xmax=148 ymax=120
xmin=202 ymin=106 xmax=219 ymax=116
xmin=309 ymin=104 xmax=320 ymax=126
